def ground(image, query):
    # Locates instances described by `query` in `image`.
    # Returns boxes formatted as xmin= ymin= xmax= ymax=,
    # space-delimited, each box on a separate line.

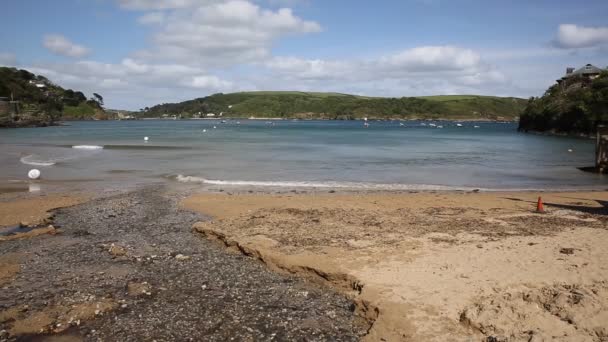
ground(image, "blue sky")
xmin=1 ymin=0 xmax=607 ymax=109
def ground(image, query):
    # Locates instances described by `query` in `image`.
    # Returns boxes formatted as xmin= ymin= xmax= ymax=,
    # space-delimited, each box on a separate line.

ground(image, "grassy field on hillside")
xmin=145 ymin=91 xmax=527 ymax=120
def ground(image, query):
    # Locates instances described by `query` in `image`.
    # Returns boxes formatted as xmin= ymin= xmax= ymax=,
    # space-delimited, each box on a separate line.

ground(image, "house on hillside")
xmin=557 ymin=64 xmax=605 ymax=87
xmin=28 ymin=80 xmax=47 ymax=88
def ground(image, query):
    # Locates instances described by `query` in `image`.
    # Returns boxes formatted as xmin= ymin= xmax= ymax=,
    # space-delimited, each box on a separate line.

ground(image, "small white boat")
xmin=456 ymin=123 xmax=463 ymax=127
xmin=429 ymin=123 xmax=437 ymax=127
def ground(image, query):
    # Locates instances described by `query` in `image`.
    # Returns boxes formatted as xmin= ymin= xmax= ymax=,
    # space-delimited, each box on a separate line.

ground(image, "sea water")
xmin=0 ymin=119 xmax=605 ymax=191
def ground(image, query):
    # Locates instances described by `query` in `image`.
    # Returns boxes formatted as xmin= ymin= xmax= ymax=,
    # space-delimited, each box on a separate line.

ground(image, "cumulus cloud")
xmin=265 ymin=46 xmax=507 ymax=89
xmin=554 ymin=24 xmax=608 ymax=49
xmin=0 ymin=52 xmax=17 ymax=66
xmin=378 ymin=46 xmax=481 ymax=72
xmin=133 ymin=0 xmax=321 ymax=65
xmin=43 ymin=34 xmax=91 ymax=58
xmin=26 ymin=58 xmax=234 ymax=108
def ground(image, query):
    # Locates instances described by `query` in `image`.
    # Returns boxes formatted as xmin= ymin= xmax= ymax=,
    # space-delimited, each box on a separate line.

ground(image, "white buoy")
xmin=28 ymin=169 xmax=41 ymax=180
xmin=144 ymin=136 xmax=149 ymax=142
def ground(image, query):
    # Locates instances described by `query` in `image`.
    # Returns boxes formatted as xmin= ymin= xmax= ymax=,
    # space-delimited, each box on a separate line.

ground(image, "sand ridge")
xmin=184 ymin=191 xmax=608 ymax=341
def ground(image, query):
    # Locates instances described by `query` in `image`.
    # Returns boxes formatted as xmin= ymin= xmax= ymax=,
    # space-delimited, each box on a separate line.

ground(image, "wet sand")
xmin=0 ymin=192 xmax=88 ymax=228
xmin=184 ymin=190 xmax=608 ymax=341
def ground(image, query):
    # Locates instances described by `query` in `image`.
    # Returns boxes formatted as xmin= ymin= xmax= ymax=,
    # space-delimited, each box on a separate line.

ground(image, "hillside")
xmin=518 ymin=69 xmax=608 ymax=135
xmin=0 ymin=67 xmax=104 ymax=127
xmin=145 ymin=91 xmax=527 ymax=120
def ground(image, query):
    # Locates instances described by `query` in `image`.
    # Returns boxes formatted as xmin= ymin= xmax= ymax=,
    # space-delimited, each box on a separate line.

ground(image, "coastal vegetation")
xmin=145 ymin=91 xmax=527 ymax=120
xmin=518 ymin=68 xmax=608 ymax=135
xmin=0 ymin=67 xmax=103 ymax=127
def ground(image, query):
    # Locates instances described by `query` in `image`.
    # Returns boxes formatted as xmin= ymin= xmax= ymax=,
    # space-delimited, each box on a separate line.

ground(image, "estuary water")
xmin=0 ymin=119 xmax=605 ymax=192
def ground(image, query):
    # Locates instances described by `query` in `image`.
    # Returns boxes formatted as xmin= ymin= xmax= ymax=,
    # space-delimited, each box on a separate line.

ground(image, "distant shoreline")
xmin=135 ymin=117 xmax=518 ymax=122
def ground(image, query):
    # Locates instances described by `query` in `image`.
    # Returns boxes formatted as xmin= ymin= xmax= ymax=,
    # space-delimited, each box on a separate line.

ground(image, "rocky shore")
xmin=0 ymin=186 xmax=368 ymax=341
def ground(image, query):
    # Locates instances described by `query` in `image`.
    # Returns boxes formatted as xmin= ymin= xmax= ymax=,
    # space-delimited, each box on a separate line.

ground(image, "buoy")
xmin=568 ymin=149 xmax=573 ymax=152
xmin=536 ymin=196 xmax=545 ymax=213
xmin=28 ymin=169 xmax=41 ymax=180
xmin=144 ymin=136 xmax=149 ymax=141
xmin=213 ymin=126 xmax=217 ymax=129
xmin=203 ymin=129 xmax=207 ymax=133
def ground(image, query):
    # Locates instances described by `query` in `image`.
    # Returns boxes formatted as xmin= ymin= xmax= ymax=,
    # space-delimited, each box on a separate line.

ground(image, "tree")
xmin=92 ymin=93 xmax=104 ymax=106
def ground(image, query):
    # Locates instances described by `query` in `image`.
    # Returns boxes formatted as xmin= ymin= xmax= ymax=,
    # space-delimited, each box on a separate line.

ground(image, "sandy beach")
xmin=2 ymin=187 xmax=608 ymax=341
xmin=183 ymin=190 xmax=608 ymax=341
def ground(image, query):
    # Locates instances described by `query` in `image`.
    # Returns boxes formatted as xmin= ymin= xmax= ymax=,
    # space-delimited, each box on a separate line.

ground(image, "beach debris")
xmin=144 ymin=136 xmax=149 ymax=141
xmin=560 ymin=247 xmax=575 ymax=255
xmin=27 ymin=169 xmax=41 ymax=180
xmin=536 ymin=196 xmax=545 ymax=213
xmin=175 ymin=254 xmax=191 ymax=261
xmin=108 ymin=244 xmax=127 ymax=258
xmin=127 ymin=281 xmax=153 ymax=297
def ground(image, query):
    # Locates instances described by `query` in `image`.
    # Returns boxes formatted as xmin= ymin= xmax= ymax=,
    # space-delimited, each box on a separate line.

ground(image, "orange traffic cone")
xmin=536 ymin=196 xmax=545 ymax=213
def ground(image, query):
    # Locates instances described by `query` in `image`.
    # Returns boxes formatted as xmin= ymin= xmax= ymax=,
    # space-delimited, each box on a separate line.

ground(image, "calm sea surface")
xmin=0 ymin=119 xmax=606 ymax=192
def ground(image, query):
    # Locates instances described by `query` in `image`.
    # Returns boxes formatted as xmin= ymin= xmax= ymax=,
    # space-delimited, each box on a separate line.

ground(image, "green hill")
xmin=145 ymin=92 xmax=526 ymax=120
xmin=0 ymin=67 xmax=104 ymax=127
xmin=518 ymin=69 xmax=608 ymax=135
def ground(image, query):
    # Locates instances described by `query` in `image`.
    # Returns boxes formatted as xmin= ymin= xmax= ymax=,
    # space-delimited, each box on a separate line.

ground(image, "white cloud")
xmin=554 ymin=24 xmax=608 ymax=49
xmin=118 ymin=0 xmax=208 ymax=10
xmin=26 ymin=58 xmax=235 ymax=108
xmin=188 ymin=75 xmax=233 ymax=89
xmin=43 ymin=34 xmax=91 ymax=58
xmin=250 ymin=44 xmax=526 ymax=98
xmin=378 ymin=46 xmax=481 ymax=72
xmin=133 ymin=0 xmax=321 ymax=66
xmin=137 ymin=12 xmax=166 ymax=25
xmin=265 ymin=46 xmax=508 ymax=90
xmin=0 ymin=52 xmax=17 ymax=66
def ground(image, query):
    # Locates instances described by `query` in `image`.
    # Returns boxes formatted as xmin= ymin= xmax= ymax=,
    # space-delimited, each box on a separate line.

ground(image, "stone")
xmin=108 ymin=244 xmax=127 ymax=258
xmin=175 ymin=254 xmax=191 ymax=261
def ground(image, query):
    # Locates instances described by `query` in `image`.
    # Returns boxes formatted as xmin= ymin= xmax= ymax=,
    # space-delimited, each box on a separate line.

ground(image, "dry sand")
xmin=184 ymin=191 xmax=608 ymax=341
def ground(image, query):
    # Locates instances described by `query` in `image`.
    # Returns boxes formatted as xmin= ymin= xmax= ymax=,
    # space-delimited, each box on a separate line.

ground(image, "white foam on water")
xmin=174 ymin=174 xmax=475 ymax=191
xmin=72 ymin=145 xmax=104 ymax=150
xmin=20 ymin=155 xmax=56 ymax=166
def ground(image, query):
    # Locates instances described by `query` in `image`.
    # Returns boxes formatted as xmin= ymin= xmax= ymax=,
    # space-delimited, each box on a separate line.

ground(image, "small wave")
xmin=20 ymin=155 xmax=56 ymax=166
xmin=103 ymin=145 xmax=192 ymax=150
xmin=173 ymin=175 xmax=475 ymax=191
xmin=72 ymin=145 xmax=104 ymax=150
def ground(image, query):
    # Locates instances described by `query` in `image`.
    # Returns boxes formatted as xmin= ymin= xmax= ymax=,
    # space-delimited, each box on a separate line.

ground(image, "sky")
xmin=1 ymin=0 xmax=607 ymax=110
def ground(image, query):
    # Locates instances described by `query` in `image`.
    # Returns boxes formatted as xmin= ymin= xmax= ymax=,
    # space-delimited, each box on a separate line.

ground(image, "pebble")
xmin=175 ymin=254 xmax=191 ymax=261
